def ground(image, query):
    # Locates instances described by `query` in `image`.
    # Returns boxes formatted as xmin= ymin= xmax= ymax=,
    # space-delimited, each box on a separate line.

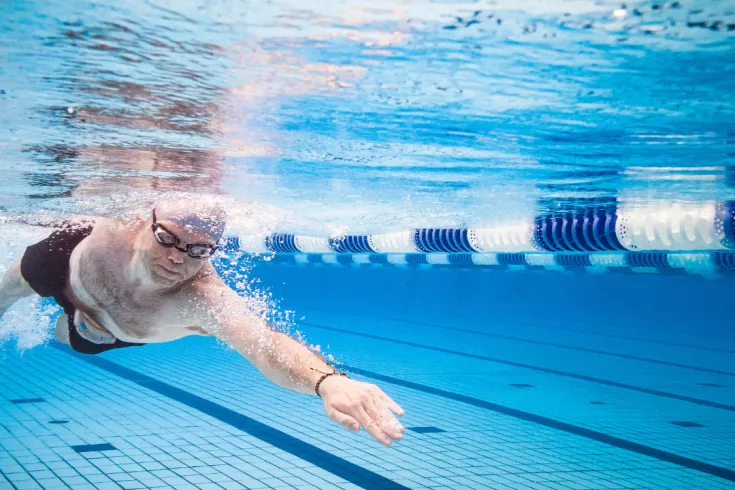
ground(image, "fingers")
xmin=364 ymin=395 xmax=404 ymax=441
xmin=373 ymin=385 xmax=406 ymax=415
xmin=326 ymin=407 xmax=360 ymax=433
xmin=376 ymin=388 xmax=405 ymax=416
xmin=351 ymin=404 xmax=393 ymax=446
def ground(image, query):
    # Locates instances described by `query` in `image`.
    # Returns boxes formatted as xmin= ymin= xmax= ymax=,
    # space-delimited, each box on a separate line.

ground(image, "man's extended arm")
xmin=189 ymin=276 xmax=406 ymax=446
xmin=0 ymin=259 xmax=35 ymax=318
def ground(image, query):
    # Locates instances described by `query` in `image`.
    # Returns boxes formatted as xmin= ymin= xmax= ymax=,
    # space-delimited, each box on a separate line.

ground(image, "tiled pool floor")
xmin=1 ymin=309 xmax=734 ymax=489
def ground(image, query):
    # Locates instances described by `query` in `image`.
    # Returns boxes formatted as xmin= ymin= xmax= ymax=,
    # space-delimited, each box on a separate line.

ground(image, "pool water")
xmin=1 ymin=0 xmax=735 ymax=488
xmin=2 ymin=260 xmax=734 ymax=489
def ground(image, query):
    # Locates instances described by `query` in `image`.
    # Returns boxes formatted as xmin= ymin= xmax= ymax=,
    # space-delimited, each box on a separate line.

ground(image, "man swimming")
xmin=0 ymin=201 xmax=405 ymax=446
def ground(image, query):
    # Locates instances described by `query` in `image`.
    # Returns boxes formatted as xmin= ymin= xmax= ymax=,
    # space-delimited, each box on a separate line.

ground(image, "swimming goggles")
xmin=151 ymin=209 xmax=218 ymax=259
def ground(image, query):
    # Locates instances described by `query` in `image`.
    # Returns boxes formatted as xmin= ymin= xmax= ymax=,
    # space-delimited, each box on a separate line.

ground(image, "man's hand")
xmin=319 ymin=375 xmax=406 ymax=446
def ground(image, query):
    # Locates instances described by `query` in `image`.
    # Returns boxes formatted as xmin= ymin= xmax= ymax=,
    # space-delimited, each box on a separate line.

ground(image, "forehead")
xmin=156 ymin=219 xmax=217 ymax=245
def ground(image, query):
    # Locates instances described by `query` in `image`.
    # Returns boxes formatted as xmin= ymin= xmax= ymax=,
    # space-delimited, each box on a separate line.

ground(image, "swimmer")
xmin=0 ymin=201 xmax=405 ymax=446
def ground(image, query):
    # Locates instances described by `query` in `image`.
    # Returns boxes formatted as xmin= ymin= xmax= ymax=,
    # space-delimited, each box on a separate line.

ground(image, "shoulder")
xmin=91 ymin=216 xmax=144 ymax=236
xmin=184 ymin=265 xmax=230 ymax=297
xmin=167 ymin=267 xmax=247 ymax=331
xmin=80 ymin=217 xmax=142 ymax=249
xmin=175 ymin=266 xmax=246 ymax=311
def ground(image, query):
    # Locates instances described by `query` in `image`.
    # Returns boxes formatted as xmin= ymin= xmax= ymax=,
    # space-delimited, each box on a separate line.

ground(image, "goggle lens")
xmin=153 ymin=226 xmax=178 ymax=246
xmin=188 ymin=245 xmax=214 ymax=258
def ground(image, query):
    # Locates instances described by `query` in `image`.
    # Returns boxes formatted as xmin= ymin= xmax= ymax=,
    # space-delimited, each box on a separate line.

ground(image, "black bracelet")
xmin=314 ymin=369 xmax=349 ymax=397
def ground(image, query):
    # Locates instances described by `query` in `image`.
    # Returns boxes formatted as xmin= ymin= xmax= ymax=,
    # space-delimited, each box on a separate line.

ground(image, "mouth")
xmin=155 ymin=263 xmax=181 ymax=277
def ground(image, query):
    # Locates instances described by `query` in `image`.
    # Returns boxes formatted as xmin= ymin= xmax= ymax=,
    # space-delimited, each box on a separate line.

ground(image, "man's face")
xmin=143 ymin=219 xmax=217 ymax=285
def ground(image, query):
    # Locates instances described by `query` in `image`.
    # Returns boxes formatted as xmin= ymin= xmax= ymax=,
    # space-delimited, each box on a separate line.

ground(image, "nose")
xmin=167 ymin=248 xmax=186 ymax=265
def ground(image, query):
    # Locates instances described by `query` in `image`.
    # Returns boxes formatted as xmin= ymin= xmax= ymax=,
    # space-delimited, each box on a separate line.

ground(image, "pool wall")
xmin=245 ymin=260 xmax=735 ymax=345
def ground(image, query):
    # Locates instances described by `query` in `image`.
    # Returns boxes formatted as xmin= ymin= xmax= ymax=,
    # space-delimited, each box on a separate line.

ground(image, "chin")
xmin=149 ymin=271 xmax=176 ymax=286
xmin=147 ymin=263 xmax=178 ymax=284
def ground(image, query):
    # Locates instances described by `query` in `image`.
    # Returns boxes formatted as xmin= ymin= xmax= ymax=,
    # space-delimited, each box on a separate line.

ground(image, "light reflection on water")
xmin=0 ymin=0 xmax=734 ymax=230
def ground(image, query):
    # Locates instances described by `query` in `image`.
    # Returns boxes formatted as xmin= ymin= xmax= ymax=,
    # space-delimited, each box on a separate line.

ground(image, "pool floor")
xmin=1 ymin=308 xmax=734 ymax=489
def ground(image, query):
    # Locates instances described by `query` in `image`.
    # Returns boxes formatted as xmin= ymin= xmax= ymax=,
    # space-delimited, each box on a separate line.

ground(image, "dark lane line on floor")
xmin=299 ymin=322 xmax=735 ymax=412
xmin=53 ymin=344 xmax=410 ymax=490
xmin=343 ymin=365 xmax=735 ymax=483
xmin=304 ymin=311 xmax=735 ymax=374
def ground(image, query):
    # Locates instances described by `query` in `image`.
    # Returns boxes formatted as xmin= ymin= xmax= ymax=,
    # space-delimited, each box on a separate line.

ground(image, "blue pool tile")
xmin=218 ymin=482 xmax=253 ymax=490
xmin=206 ymin=473 xmax=234 ymax=483
xmin=193 ymin=465 xmax=220 ymax=476
xmin=74 ymin=466 xmax=102 ymax=476
xmin=29 ymin=470 xmax=55 ymax=480
xmin=85 ymin=474 xmax=113 ymax=484
xmin=130 ymin=456 xmax=155 ymax=464
xmin=94 ymin=483 xmax=124 ymax=490
xmin=509 ymin=384 xmax=535 ymax=388
xmin=162 ymin=476 xmax=190 ymax=486
xmin=413 ymin=468 xmax=441 ymax=478
xmin=91 ymin=463 xmax=122 ymax=474
xmin=34 ymin=477 xmax=67 ymax=488
xmin=14 ymin=481 xmax=43 ymax=490
xmin=107 ymin=455 xmax=135 ymax=464
xmin=138 ymin=477 xmax=168 ymax=488
xmin=9 ymin=398 xmax=45 ymax=404
xmin=109 ymin=473 xmax=136 ymax=482
xmin=150 ymin=469 xmax=177 ymax=479
xmin=280 ymin=476 xmax=309 ymax=486
xmin=118 ymin=481 xmax=146 ymax=490
xmin=197 ymin=484 xmax=226 ymax=490
xmin=16 ymin=456 xmax=41 ymax=465
xmin=7 ymin=472 xmax=33 ymax=483
xmin=339 ymin=484 xmax=367 ymax=490
xmin=183 ymin=474 xmax=211 ymax=485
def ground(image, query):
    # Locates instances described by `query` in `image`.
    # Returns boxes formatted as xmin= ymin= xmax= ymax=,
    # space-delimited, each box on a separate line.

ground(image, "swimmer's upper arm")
xmin=0 ymin=259 xmax=36 ymax=316
xmin=185 ymin=275 xmax=323 ymax=393
xmin=185 ymin=274 xmax=273 ymax=363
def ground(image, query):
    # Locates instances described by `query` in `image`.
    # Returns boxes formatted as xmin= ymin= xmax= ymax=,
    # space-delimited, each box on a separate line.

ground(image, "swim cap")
xmin=154 ymin=200 xmax=227 ymax=242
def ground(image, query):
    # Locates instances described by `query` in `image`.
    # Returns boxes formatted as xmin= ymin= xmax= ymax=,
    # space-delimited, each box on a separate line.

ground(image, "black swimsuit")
xmin=20 ymin=223 xmax=145 ymax=355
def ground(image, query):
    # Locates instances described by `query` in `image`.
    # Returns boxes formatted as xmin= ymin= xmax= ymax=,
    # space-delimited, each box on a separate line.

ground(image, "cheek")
xmin=148 ymin=246 xmax=166 ymax=263
xmin=187 ymin=261 xmax=204 ymax=273
xmin=148 ymin=246 xmax=161 ymax=259
xmin=144 ymin=238 xmax=160 ymax=258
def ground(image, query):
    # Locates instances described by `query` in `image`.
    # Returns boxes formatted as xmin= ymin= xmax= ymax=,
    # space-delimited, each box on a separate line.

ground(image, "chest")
xmin=69 ymin=250 xmax=197 ymax=342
